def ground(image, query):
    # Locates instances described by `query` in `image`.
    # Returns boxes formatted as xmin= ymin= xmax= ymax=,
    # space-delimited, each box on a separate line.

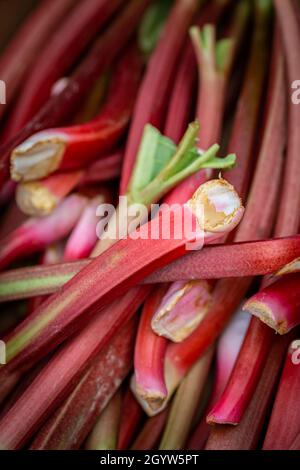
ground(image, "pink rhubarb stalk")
xmin=0 ymin=179 xmax=243 ymax=381
xmin=0 ymin=288 xmax=148 ymax=449
xmin=262 ymin=340 xmax=300 ymax=449
xmin=0 ymin=194 xmax=87 ymax=271
xmin=117 ymin=390 xmax=143 ymax=450
xmin=0 ymin=0 xmax=77 ymax=120
xmin=2 ymin=235 xmax=300 ymax=303
xmin=5 ymin=0 xmax=124 ymax=137
xmin=11 ymin=47 xmax=142 ymax=182
xmin=0 ymin=0 xmax=149 ymax=187
xmin=243 ymin=274 xmax=300 ymax=334
xmin=63 ymin=195 xmax=109 ymax=261
xmin=120 ymin=0 xmax=201 ymax=194
xmin=133 ymin=286 xmax=169 ymax=412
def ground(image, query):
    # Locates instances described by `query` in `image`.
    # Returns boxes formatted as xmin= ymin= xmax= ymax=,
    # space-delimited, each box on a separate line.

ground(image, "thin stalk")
xmin=243 ymin=274 xmax=300 ymax=334
xmin=205 ymin=333 xmax=292 ymax=449
xmin=133 ymin=287 xmax=169 ymax=412
xmin=159 ymin=349 xmax=214 ymax=450
xmin=131 ymin=410 xmax=169 ymax=450
xmin=11 ymin=47 xmax=142 ymax=182
xmin=0 ymin=289 xmax=146 ymax=450
xmin=85 ymin=390 xmax=122 ymax=450
xmin=5 ymin=0 xmax=124 ymax=137
xmin=0 ymin=194 xmax=87 ymax=271
xmin=117 ymin=390 xmax=143 ymax=450
xmin=0 ymin=179 xmax=243 ymax=381
xmin=164 ymin=0 xmax=230 ymax=144
xmin=120 ymin=0 xmax=201 ymax=194
xmin=0 ymin=0 xmax=77 ymax=120
xmin=1 ymin=235 xmax=300 ymax=303
xmin=0 ymin=0 xmax=149 ymax=187
xmin=263 ymin=340 xmax=300 ymax=449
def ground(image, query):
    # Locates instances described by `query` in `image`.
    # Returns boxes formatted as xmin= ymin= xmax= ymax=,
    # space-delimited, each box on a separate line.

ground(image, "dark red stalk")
xmin=2 ymin=235 xmax=300 ymax=303
xmin=117 ymin=390 xmax=144 ymax=450
xmin=5 ymin=0 xmax=124 ymax=138
xmin=30 ymin=319 xmax=136 ymax=450
xmin=0 ymin=0 xmax=77 ymax=120
xmin=11 ymin=47 xmax=142 ymax=182
xmin=0 ymin=0 xmax=149 ymax=187
xmin=274 ymin=0 xmax=300 ymax=235
xmin=0 ymin=194 xmax=87 ymax=271
xmin=0 ymin=179 xmax=243 ymax=378
xmin=263 ymin=340 xmax=300 ymax=449
xmin=131 ymin=410 xmax=169 ymax=450
xmin=243 ymin=274 xmax=300 ymax=334
xmin=290 ymin=432 xmax=300 ymax=450
xmin=120 ymin=0 xmax=200 ymax=194
xmin=164 ymin=0 xmax=229 ymax=144
xmin=205 ymin=334 xmax=292 ymax=449
xmin=0 ymin=288 xmax=148 ymax=449
xmin=78 ymin=151 xmax=122 ymax=185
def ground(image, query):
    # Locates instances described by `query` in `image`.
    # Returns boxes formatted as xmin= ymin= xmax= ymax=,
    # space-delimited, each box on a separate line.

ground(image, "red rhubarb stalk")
xmin=262 ymin=340 xmax=300 ymax=449
xmin=11 ymin=47 xmax=142 ymax=182
xmin=131 ymin=410 xmax=169 ymax=450
xmin=0 ymin=0 xmax=77 ymax=120
xmin=205 ymin=334 xmax=292 ymax=449
xmin=120 ymin=0 xmax=201 ymax=194
xmin=0 ymin=0 xmax=149 ymax=187
xmin=63 ymin=196 xmax=109 ymax=261
xmin=117 ymin=390 xmax=144 ymax=450
xmin=133 ymin=286 xmax=169 ymax=412
xmin=2 ymin=235 xmax=300 ymax=303
xmin=78 ymin=151 xmax=122 ymax=186
xmin=243 ymin=274 xmax=300 ymax=334
xmin=85 ymin=390 xmax=122 ymax=450
xmin=0 ymin=194 xmax=87 ymax=271
xmin=0 ymin=179 xmax=243 ymax=379
xmin=0 ymin=289 xmax=147 ymax=449
xmin=5 ymin=0 xmax=124 ymax=137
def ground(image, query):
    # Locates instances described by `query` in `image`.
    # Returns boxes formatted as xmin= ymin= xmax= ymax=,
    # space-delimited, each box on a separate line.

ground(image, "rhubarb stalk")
xmin=263 ymin=340 xmax=300 ymax=449
xmin=85 ymin=390 xmax=122 ymax=450
xmin=0 ymin=194 xmax=87 ymax=271
xmin=117 ymin=390 xmax=143 ymax=450
xmin=2 ymin=235 xmax=300 ymax=303
xmin=131 ymin=410 xmax=169 ymax=450
xmin=11 ymin=47 xmax=142 ymax=182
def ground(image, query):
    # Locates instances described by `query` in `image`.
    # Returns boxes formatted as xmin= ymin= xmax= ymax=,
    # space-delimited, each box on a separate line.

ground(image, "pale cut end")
xmin=151 ymin=280 xmax=212 ymax=342
xmin=16 ymin=182 xmax=59 ymax=217
xmin=243 ymin=299 xmax=287 ymax=335
xmin=206 ymin=413 xmax=239 ymax=426
xmin=276 ymin=258 xmax=300 ymax=276
xmin=187 ymin=178 xmax=244 ymax=233
xmin=130 ymin=375 xmax=168 ymax=417
xmin=11 ymin=134 xmax=66 ymax=182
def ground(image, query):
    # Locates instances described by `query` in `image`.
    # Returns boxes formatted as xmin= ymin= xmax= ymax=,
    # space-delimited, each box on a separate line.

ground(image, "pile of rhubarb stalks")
xmin=0 ymin=0 xmax=299 ymax=451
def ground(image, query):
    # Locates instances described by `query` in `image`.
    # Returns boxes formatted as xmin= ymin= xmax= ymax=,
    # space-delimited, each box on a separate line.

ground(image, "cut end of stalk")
xmin=206 ymin=413 xmax=239 ymax=426
xmin=151 ymin=280 xmax=212 ymax=342
xmin=276 ymin=258 xmax=300 ymax=276
xmin=243 ymin=299 xmax=287 ymax=335
xmin=130 ymin=375 xmax=168 ymax=417
xmin=187 ymin=178 xmax=244 ymax=233
xmin=16 ymin=182 xmax=58 ymax=216
xmin=11 ymin=134 xmax=66 ymax=182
